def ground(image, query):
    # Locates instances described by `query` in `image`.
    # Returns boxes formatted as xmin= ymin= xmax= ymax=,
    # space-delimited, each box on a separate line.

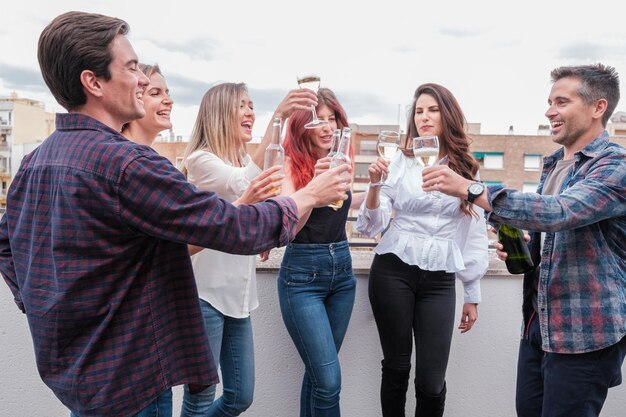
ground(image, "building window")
xmin=474 ymin=152 xmax=504 ymax=169
xmin=523 ymin=182 xmax=539 ymax=193
xmin=359 ymin=140 xmax=377 ymax=156
xmin=354 ymin=162 xmax=370 ymax=179
xmin=524 ymin=154 xmax=542 ymax=171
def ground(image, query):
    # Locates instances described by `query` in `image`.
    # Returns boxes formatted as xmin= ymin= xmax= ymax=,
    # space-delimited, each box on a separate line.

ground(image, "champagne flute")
xmin=370 ymin=130 xmax=400 ymax=186
xmin=297 ymin=74 xmax=328 ymax=129
xmin=413 ymin=135 xmax=446 ymax=199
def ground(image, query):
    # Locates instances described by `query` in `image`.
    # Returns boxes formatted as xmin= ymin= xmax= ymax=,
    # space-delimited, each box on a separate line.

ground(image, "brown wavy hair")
xmin=405 ymin=83 xmax=479 ymax=217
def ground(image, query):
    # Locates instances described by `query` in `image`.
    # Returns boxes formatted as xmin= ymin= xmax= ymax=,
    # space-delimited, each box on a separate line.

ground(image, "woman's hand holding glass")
xmin=370 ymin=130 xmax=400 ymax=186
xmin=274 ymin=88 xmax=319 ymax=120
xmin=368 ymin=158 xmax=390 ymax=188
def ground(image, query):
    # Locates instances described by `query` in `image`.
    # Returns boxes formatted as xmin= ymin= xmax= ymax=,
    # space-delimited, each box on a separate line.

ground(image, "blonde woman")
xmin=122 ymin=63 xmax=173 ymax=146
xmin=180 ymin=82 xmax=317 ymax=417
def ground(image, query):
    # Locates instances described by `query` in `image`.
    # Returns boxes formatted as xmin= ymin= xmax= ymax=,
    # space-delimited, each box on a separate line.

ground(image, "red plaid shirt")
xmin=0 ymin=113 xmax=298 ymax=417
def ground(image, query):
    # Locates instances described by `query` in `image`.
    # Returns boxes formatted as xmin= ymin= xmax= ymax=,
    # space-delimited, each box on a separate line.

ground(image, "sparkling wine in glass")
xmin=371 ymin=130 xmax=400 ymax=186
xmin=297 ymin=74 xmax=328 ymax=129
xmin=413 ymin=135 xmax=445 ymax=199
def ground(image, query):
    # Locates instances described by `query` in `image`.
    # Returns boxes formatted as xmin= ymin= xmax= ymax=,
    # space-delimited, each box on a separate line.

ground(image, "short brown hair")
xmin=37 ymin=11 xmax=129 ymax=111
xmin=550 ymin=63 xmax=620 ymax=127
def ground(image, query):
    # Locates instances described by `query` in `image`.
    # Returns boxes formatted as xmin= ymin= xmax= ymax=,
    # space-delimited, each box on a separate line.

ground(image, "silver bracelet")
xmin=368 ymin=182 xmax=382 ymax=188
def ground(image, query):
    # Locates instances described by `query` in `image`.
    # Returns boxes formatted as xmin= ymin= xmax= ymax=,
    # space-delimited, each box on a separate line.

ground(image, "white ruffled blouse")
xmin=184 ymin=149 xmax=262 ymax=318
xmin=356 ymin=152 xmax=489 ymax=303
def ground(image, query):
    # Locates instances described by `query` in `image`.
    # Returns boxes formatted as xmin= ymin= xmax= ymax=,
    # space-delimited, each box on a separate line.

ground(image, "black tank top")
xmin=293 ymin=191 xmax=351 ymax=244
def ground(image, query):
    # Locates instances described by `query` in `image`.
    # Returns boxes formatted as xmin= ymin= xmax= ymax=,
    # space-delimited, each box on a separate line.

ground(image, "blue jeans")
xmin=516 ymin=312 xmax=626 ymax=417
xmin=278 ymin=241 xmax=356 ymax=417
xmin=70 ymin=388 xmax=172 ymax=417
xmin=180 ymin=300 xmax=254 ymax=417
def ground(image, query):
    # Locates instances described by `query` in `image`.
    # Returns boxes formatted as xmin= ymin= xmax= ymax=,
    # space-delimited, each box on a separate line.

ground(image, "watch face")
xmin=469 ymin=183 xmax=484 ymax=194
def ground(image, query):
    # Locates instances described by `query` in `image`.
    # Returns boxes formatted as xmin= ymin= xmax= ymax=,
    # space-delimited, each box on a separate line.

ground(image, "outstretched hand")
xmin=234 ymin=166 xmax=284 ymax=205
xmin=306 ymin=163 xmax=352 ymax=207
xmin=421 ymin=165 xmax=470 ymax=198
xmin=490 ymin=225 xmax=531 ymax=262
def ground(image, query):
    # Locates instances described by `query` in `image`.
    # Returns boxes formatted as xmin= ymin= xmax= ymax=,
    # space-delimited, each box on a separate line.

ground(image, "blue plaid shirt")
xmin=486 ymin=131 xmax=626 ymax=353
xmin=0 ymin=113 xmax=298 ymax=417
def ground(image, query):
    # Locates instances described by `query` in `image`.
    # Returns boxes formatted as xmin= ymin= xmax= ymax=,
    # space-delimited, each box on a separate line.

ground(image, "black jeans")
xmin=516 ymin=312 xmax=626 ymax=417
xmin=369 ymin=253 xmax=455 ymax=414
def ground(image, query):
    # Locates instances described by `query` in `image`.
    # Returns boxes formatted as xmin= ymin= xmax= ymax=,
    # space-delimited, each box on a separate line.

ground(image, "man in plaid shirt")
xmin=423 ymin=63 xmax=625 ymax=417
xmin=0 ymin=11 xmax=350 ymax=417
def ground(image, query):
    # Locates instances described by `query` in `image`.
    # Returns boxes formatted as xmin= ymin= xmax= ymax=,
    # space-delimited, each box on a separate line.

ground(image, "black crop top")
xmin=293 ymin=191 xmax=352 ymax=244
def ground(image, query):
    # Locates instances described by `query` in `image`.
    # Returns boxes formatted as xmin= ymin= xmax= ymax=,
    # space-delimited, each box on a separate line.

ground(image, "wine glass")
xmin=370 ymin=130 xmax=400 ymax=186
xmin=297 ymin=74 xmax=328 ymax=129
xmin=413 ymin=135 xmax=446 ymax=199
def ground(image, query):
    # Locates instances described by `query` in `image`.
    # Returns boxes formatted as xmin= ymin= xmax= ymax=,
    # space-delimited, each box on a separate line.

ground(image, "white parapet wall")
xmin=1 ymin=250 xmax=625 ymax=417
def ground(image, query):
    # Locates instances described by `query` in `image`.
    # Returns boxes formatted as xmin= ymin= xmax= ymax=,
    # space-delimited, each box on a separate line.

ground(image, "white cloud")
xmin=2 ymin=0 xmax=626 ymax=138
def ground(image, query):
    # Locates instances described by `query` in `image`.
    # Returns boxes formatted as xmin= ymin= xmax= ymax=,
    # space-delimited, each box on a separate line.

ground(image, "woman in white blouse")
xmin=180 ymin=82 xmax=317 ymax=417
xmin=356 ymin=83 xmax=489 ymax=417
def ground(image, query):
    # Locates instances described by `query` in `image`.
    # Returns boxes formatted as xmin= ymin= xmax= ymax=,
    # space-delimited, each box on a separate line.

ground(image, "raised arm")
xmin=250 ymin=89 xmax=318 ymax=168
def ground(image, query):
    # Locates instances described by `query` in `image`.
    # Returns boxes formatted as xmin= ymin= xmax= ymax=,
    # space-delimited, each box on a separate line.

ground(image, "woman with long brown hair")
xmin=356 ymin=83 xmax=489 ymax=417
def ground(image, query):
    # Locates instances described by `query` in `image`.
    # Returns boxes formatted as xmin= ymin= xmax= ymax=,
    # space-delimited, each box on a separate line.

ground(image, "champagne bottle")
xmin=263 ymin=117 xmax=284 ymax=194
xmin=497 ymin=224 xmax=534 ymax=274
xmin=328 ymin=127 xmax=352 ymax=210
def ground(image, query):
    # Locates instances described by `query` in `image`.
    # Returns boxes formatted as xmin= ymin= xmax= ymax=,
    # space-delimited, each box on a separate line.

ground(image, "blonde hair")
xmin=182 ymin=82 xmax=248 ymax=175
xmin=121 ymin=63 xmax=163 ymax=133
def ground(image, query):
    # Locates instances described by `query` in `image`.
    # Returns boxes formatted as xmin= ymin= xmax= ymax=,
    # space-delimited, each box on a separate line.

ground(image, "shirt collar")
xmin=543 ymin=130 xmax=610 ymax=168
xmin=55 ymin=112 xmax=122 ymax=137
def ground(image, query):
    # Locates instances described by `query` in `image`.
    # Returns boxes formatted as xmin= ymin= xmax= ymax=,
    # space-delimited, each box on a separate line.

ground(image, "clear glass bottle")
xmin=328 ymin=127 xmax=351 ymax=210
xmin=327 ymin=129 xmax=342 ymax=158
xmin=263 ymin=117 xmax=284 ymax=194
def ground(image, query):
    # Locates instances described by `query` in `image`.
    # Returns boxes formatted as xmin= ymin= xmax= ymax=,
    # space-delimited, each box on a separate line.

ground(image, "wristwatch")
xmin=467 ymin=182 xmax=485 ymax=203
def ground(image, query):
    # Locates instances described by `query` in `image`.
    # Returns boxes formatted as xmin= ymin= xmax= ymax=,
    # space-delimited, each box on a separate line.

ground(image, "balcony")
xmin=1 ymin=247 xmax=625 ymax=416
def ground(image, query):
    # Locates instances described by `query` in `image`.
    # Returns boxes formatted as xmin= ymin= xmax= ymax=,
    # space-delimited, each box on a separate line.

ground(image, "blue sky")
xmin=2 ymin=0 xmax=626 ymax=138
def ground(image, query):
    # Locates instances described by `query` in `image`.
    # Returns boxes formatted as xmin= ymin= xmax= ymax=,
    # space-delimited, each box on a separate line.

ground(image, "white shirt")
xmin=185 ymin=149 xmax=263 ymax=318
xmin=356 ymin=152 xmax=489 ymax=303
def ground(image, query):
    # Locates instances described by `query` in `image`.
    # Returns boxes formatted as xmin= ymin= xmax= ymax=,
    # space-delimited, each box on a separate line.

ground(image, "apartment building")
xmin=0 ymin=93 xmax=55 ymax=208
xmin=4 ymin=92 xmax=625 ymax=222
